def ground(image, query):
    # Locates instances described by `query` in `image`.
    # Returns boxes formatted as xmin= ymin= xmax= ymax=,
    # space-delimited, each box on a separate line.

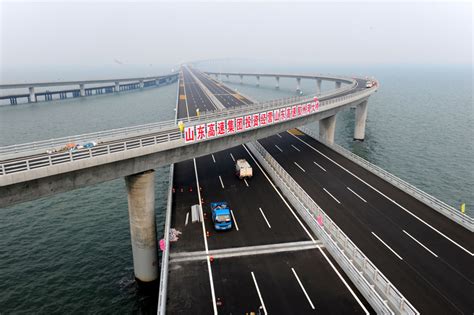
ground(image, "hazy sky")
xmin=0 ymin=1 xmax=472 ymax=69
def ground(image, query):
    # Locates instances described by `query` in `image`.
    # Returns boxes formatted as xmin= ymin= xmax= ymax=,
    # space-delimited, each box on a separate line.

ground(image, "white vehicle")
xmin=365 ymin=81 xmax=374 ymax=88
xmin=235 ymin=159 xmax=253 ymax=179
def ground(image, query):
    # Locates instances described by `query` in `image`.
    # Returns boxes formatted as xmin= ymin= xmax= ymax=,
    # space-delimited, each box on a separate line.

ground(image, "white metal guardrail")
xmin=0 ymin=83 xmax=377 ymax=177
xmin=246 ymin=141 xmax=418 ymax=315
xmin=299 ymin=126 xmax=474 ymax=232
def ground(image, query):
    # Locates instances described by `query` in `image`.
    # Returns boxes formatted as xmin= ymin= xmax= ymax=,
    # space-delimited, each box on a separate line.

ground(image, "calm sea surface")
xmin=0 ymin=64 xmax=472 ymax=314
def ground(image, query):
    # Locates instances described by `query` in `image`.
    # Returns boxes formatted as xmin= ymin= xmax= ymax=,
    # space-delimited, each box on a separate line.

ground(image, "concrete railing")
xmin=299 ymin=126 xmax=474 ymax=232
xmin=247 ymin=141 xmax=418 ymax=315
xmin=0 ymin=83 xmax=377 ymax=176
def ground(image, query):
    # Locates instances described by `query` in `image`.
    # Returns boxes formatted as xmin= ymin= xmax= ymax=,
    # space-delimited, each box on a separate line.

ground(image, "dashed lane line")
xmin=323 ymin=188 xmax=341 ymax=204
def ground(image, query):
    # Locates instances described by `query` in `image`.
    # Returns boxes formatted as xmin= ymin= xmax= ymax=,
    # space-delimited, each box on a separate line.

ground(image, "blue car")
xmin=210 ymin=202 xmax=233 ymax=231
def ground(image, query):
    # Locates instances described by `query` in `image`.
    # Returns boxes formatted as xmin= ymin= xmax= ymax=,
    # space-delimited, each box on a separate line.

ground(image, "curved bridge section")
xmin=0 ymin=70 xmax=378 ymax=207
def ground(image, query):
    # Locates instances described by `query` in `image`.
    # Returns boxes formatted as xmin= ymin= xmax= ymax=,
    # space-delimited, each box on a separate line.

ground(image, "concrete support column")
xmin=115 ymin=81 xmax=120 ymax=92
xmin=275 ymin=76 xmax=280 ymax=89
xmin=256 ymin=75 xmax=260 ymax=87
xmin=28 ymin=87 xmax=36 ymax=103
xmin=319 ymin=115 xmax=336 ymax=145
xmin=316 ymin=79 xmax=322 ymax=95
xmin=226 ymin=74 xmax=229 ymax=81
xmin=335 ymin=81 xmax=342 ymax=89
xmin=155 ymin=79 xmax=159 ymax=86
xmin=80 ymin=84 xmax=85 ymax=97
xmin=296 ymin=77 xmax=301 ymax=92
xmin=239 ymin=75 xmax=243 ymax=84
xmin=125 ymin=170 xmax=158 ymax=284
xmin=139 ymin=80 xmax=144 ymax=89
xmin=354 ymin=100 xmax=368 ymax=141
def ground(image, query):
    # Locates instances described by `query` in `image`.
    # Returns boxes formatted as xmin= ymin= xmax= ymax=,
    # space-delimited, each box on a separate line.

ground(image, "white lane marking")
xmin=230 ymin=153 xmax=235 ymax=162
xmin=318 ymin=247 xmax=370 ymax=315
xmin=275 ymin=145 xmax=283 ymax=152
xmin=294 ymin=162 xmax=306 ymax=173
xmin=313 ymin=161 xmax=326 ymax=172
xmin=244 ymin=178 xmax=250 ymax=187
xmin=230 ymin=210 xmax=240 ymax=231
xmin=290 ymin=133 xmax=474 ymax=257
xmin=372 ymin=232 xmax=403 ymax=260
xmin=251 ymin=272 xmax=268 ymax=315
xmin=291 ymin=144 xmax=301 ymax=152
xmin=219 ymin=175 xmax=225 ymax=189
xmin=276 ymin=133 xmax=282 ymax=138
xmin=185 ymin=212 xmax=189 ymax=226
xmin=243 ymin=144 xmax=316 ymax=242
xmin=323 ymin=188 xmax=341 ymax=204
xmin=291 ymin=267 xmax=315 ymax=309
xmin=192 ymin=158 xmax=218 ymax=314
xmin=259 ymin=207 xmax=272 ymax=228
xmin=403 ymin=230 xmax=438 ymax=258
xmin=211 ymin=154 xmax=216 ymax=163
xmin=347 ymin=187 xmax=367 ymax=203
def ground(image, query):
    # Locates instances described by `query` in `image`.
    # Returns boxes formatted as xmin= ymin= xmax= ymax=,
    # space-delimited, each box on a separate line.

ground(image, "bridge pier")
xmin=80 ymin=84 xmax=85 ymax=97
xmin=335 ymin=81 xmax=342 ymax=89
xmin=316 ymin=79 xmax=322 ymax=95
xmin=256 ymin=75 xmax=260 ymax=87
xmin=319 ymin=115 xmax=336 ymax=144
xmin=139 ymin=80 xmax=144 ymax=89
xmin=296 ymin=77 xmax=301 ymax=92
xmin=28 ymin=87 xmax=36 ymax=103
xmin=125 ymin=170 xmax=158 ymax=284
xmin=354 ymin=100 xmax=368 ymax=141
xmin=226 ymin=74 xmax=229 ymax=81
xmin=239 ymin=74 xmax=243 ymax=84
xmin=115 ymin=81 xmax=120 ymax=92
xmin=275 ymin=76 xmax=280 ymax=89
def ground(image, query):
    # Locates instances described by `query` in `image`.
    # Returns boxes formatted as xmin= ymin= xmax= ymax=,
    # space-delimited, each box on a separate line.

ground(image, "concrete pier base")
xmin=256 ymin=75 xmax=260 ymax=87
xmin=275 ymin=76 xmax=280 ymax=89
xmin=354 ymin=101 xmax=368 ymax=141
xmin=80 ymin=84 xmax=85 ymax=97
xmin=28 ymin=87 xmax=36 ymax=103
xmin=239 ymin=75 xmax=243 ymax=84
xmin=296 ymin=77 xmax=301 ymax=92
xmin=319 ymin=115 xmax=336 ymax=145
xmin=316 ymin=79 xmax=322 ymax=95
xmin=125 ymin=170 xmax=158 ymax=284
xmin=115 ymin=81 xmax=120 ymax=92
xmin=336 ymin=81 xmax=342 ymax=89
xmin=139 ymin=80 xmax=144 ymax=89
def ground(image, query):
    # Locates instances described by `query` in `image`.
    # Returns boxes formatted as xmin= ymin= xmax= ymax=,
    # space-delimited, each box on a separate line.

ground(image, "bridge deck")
xmin=194 ymin=67 xmax=474 ymax=314
xmin=165 ymin=67 xmax=373 ymax=314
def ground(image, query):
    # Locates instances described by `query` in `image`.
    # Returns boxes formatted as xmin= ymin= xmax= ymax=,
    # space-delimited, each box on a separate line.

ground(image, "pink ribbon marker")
xmin=159 ymin=239 xmax=166 ymax=251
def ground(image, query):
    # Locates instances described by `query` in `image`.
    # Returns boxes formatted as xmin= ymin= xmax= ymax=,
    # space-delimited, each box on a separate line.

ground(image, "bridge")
xmin=1 ymin=65 xmax=472 ymax=315
xmin=0 ymin=73 xmax=178 ymax=105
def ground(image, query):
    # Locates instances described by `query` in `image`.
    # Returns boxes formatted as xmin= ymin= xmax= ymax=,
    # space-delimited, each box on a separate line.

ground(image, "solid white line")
xmin=230 ymin=210 xmax=240 ymax=231
xmin=290 ymin=133 xmax=474 ymax=257
xmin=192 ymin=158 xmax=218 ymax=315
xmin=219 ymin=175 xmax=224 ymax=189
xmin=291 ymin=144 xmax=301 ymax=152
xmin=372 ymin=232 xmax=403 ymax=260
xmin=251 ymin=272 xmax=268 ymax=315
xmin=323 ymin=188 xmax=341 ymax=204
xmin=313 ymin=161 xmax=326 ymax=172
xmin=291 ymin=268 xmax=315 ymax=309
xmin=347 ymin=187 xmax=367 ymax=203
xmin=230 ymin=153 xmax=235 ymax=162
xmin=275 ymin=144 xmax=283 ymax=152
xmin=403 ymin=230 xmax=438 ymax=258
xmin=318 ymin=247 xmax=370 ymax=315
xmin=276 ymin=133 xmax=282 ymax=138
xmin=185 ymin=212 xmax=189 ymax=226
xmin=259 ymin=207 xmax=272 ymax=228
xmin=244 ymin=178 xmax=249 ymax=187
xmin=243 ymin=144 xmax=316 ymax=243
xmin=211 ymin=154 xmax=216 ymax=163
xmin=294 ymin=162 xmax=306 ymax=173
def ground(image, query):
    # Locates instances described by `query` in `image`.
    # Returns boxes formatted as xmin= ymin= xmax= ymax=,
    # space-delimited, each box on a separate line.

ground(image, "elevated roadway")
xmin=193 ymin=67 xmax=474 ymax=314
xmin=164 ymin=67 xmax=373 ymax=314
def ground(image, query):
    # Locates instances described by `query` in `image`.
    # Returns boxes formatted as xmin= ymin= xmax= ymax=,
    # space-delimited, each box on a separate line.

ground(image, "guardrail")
xmin=246 ymin=141 xmax=418 ymax=315
xmin=299 ymin=126 xmax=474 ymax=232
xmin=0 ymin=83 xmax=377 ymax=177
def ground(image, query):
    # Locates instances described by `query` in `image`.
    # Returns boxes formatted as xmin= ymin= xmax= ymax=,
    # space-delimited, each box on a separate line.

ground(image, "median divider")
xmin=246 ymin=141 xmax=419 ymax=315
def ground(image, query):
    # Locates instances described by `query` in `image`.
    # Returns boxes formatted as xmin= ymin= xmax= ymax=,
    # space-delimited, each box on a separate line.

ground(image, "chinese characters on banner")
xmin=183 ymin=97 xmax=320 ymax=143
